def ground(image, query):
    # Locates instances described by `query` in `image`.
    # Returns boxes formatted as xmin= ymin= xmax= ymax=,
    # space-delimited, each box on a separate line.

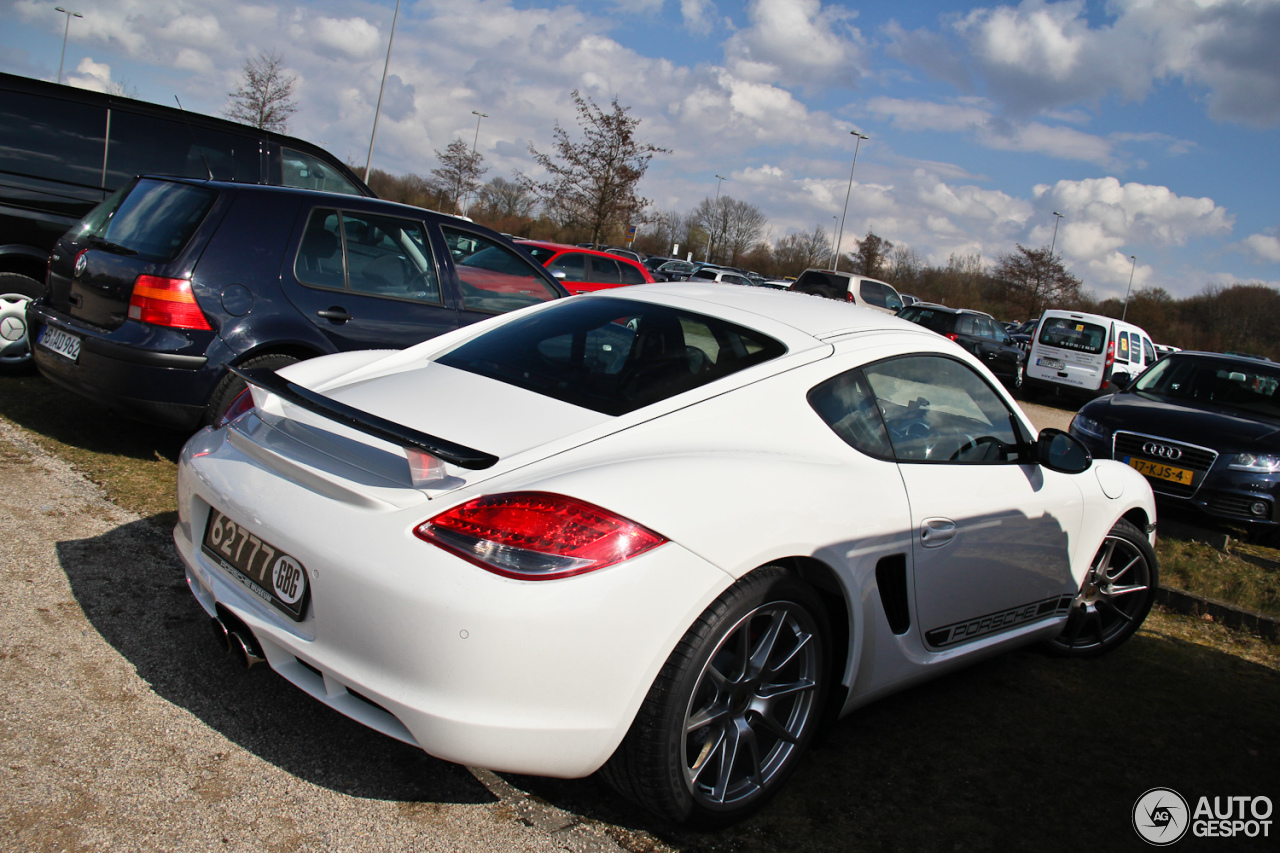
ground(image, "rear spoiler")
xmin=231 ymin=366 xmax=498 ymax=470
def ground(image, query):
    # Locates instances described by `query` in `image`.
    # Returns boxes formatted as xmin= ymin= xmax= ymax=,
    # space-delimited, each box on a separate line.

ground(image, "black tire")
xmin=1045 ymin=518 xmax=1157 ymax=657
xmin=0 ymin=272 xmax=44 ymax=375
xmin=204 ymin=353 xmax=301 ymax=428
xmin=601 ymin=567 xmax=828 ymax=827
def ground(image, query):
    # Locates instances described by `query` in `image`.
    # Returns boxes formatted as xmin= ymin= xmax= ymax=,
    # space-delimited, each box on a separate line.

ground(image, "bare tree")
xmin=223 ymin=50 xmax=298 ymax=132
xmin=429 ymin=138 xmax=488 ymax=213
xmin=850 ymin=230 xmax=893 ymax=278
xmin=994 ymin=244 xmax=1084 ymax=318
xmin=523 ymin=90 xmax=669 ymax=248
xmin=474 ymin=176 xmax=536 ymax=219
xmin=773 ymin=226 xmax=833 ymax=276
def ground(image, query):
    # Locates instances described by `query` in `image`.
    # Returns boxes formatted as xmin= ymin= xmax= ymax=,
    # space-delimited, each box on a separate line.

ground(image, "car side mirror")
xmin=1109 ymin=373 xmax=1132 ymax=391
xmin=1035 ymin=428 xmax=1092 ymax=474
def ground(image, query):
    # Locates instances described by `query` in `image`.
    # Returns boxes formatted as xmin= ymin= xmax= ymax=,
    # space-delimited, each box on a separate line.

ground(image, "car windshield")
xmin=436 ymin=297 xmax=786 ymax=415
xmin=1132 ymin=355 xmax=1280 ymax=419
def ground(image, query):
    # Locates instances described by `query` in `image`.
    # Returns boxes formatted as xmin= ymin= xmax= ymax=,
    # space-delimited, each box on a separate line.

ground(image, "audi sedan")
xmin=175 ymin=283 xmax=1158 ymax=826
xmin=1070 ymin=351 xmax=1280 ymax=528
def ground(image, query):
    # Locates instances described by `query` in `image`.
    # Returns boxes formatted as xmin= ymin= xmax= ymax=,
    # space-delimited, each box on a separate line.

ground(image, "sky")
xmin=2 ymin=0 xmax=1278 ymax=301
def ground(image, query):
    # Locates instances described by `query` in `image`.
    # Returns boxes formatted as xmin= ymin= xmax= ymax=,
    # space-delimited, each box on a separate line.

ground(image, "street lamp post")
xmin=833 ymin=131 xmax=868 ymax=272
xmin=1049 ymin=211 xmax=1063 ymax=256
xmin=1122 ymin=255 xmax=1137 ymax=321
xmin=364 ymin=0 xmax=401 ymax=182
xmin=54 ymin=6 xmax=82 ymax=85
xmin=461 ymin=110 xmax=487 ymax=214
xmin=705 ymin=173 xmax=727 ymax=262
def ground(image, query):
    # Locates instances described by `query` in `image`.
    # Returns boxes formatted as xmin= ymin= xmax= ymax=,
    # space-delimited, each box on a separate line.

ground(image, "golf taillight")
xmin=128 ymin=275 xmax=212 ymax=330
xmin=415 ymin=492 xmax=667 ymax=580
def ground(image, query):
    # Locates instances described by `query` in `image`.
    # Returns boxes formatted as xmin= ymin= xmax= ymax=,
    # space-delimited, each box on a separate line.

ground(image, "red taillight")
xmin=415 ymin=492 xmax=667 ymax=580
xmin=216 ymin=386 xmax=255 ymax=428
xmin=128 ymin=275 xmax=212 ymax=330
xmin=945 ymin=333 xmax=960 ymax=342
xmin=844 ymin=291 xmax=855 ymax=302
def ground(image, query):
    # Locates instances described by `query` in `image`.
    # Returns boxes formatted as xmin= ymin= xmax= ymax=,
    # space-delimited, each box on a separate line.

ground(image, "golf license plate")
xmin=202 ymin=507 xmax=309 ymax=621
xmin=1125 ymin=456 xmax=1195 ymax=486
xmin=38 ymin=325 xmax=82 ymax=362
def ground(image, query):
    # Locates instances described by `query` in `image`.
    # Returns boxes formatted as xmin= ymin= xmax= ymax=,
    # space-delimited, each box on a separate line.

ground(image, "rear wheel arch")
xmin=203 ymin=347 xmax=319 ymax=427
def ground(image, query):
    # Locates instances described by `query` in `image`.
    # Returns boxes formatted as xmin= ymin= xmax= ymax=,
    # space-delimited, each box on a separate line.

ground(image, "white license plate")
xmin=1036 ymin=356 xmax=1064 ymax=370
xmin=38 ymin=325 xmax=82 ymax=362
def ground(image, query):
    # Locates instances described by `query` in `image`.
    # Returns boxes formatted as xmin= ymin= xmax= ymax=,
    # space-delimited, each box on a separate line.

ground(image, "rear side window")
xmin=437 ymin=297 xmax=786 ymax=415
xmin=294 ymin=207 xmax=442 ymax=303
xmin=859 ymin=280 xmax=889 ymax=308
xmin=279 ymin=148 xmax=362 ymax=196
xmin=618 ymin=261 xmax=648 ymax=285
xmin=809 ymin=369 xmax=894 ymax=459
xmin=1038 ymin=317 xmax=1107 ymax=354
xmin=103 ymin=112 xmax=261 ymax=186
xmin=1142 ymin=337 xmax=1156 ymax=366
xmin=0 ymin=89 xmax=105 ymax=187
xmin=443 ymin=226 xmax=560 ymax=313
xmin=1116 ymin=331 xmax=1131 ymax=363
xmin=82 ymin=179 xmax=216 ymax=262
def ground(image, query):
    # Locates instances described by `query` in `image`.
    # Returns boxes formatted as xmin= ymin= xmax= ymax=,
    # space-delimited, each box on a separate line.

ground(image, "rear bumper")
xmin=28 ymin=301 xmax=215 ymax=430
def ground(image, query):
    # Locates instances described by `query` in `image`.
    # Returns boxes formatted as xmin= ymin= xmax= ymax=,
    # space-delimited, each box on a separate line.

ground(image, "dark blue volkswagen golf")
xmin=1070 ymin=351 xmax=1280 ymax=528
xmin=28 ymin=176 xmax=566 ymax=430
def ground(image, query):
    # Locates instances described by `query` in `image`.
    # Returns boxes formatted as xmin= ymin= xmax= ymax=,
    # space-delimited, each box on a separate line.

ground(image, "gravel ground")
xmin=0 ymin=417 xmax=641 ymax=853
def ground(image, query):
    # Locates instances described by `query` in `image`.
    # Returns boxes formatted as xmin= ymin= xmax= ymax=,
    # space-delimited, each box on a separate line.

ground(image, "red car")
xmin=516 ymin=240 xmax=654 ymax=292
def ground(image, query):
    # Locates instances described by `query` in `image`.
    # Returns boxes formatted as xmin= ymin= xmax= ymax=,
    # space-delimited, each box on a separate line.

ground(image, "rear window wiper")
xmin=87 ymin=235 xmax=138 ymax=256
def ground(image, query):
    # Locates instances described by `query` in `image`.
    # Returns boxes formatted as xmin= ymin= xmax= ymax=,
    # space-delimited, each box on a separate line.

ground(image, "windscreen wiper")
xmin=87 ymin=235 xmax=138 ymax=256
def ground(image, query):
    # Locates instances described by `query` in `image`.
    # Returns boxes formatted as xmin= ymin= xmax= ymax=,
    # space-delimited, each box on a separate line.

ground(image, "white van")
xmin=1026 ymin=310 xmax=1158 ymax=396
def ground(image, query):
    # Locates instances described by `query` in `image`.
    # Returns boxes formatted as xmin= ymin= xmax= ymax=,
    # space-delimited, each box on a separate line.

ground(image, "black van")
xmin=0 ymin=72 xmax=372 ymax=370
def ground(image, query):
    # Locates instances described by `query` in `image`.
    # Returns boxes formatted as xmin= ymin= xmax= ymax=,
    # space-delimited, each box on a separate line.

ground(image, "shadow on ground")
xmin=57 ymin=515 xmax=494 ymax=807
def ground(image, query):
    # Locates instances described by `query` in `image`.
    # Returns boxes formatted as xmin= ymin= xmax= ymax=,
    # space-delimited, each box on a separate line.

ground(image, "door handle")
xmin=920 ymin=517 xmax=957 ymax=548
xmin=317 ymin=307 xmax=352 ymax=323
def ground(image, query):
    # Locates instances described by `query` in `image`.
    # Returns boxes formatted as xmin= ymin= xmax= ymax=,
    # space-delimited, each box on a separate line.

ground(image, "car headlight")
xmin=1070 ymin=414 xmax=1109 ymax=440
xmin=1228 ymin=453 xmax=1280 ymax=473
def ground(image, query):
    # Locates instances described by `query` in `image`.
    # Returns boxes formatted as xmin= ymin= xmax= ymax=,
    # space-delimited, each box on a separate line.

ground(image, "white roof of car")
xmin=589 ymin=281 xmax=921 ymax=342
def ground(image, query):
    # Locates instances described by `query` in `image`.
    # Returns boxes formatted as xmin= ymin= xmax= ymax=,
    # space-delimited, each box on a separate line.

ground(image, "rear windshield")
xmin=898 ymin=306 xmax=955 ymax=334
xmin=437 ymin=297 xmax=786 ymax=415
xmin=1038 ymin=317 xmax=1107 ymax=354
xmin=794 ymin=270 xmax=849 ymax=292
xmin=74 ymin=178 xmax=216 ymax=262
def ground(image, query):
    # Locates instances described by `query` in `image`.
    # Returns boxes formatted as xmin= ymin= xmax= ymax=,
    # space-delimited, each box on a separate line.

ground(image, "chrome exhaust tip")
xmin=229 ymin=630 xmax=266 ymax=670
xmin=210 ymin=616 xmax=230 ymax=652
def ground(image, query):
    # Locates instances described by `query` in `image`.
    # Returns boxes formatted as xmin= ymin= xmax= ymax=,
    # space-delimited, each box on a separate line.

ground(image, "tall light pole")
xmin=364 ymin=0 xmax=400 ymax=182
xmin=705 ymin=174 xmax=727 ymax=262
xmin=1049 ymin=211 xmax=1063 ymax=256
xmin=461 ymin=110 xmax=487 ymax=214
xmin=833 ymin=131 xmax=868 ymax=272
xmin=1122 ymin=255 xmax=1137 ymax=320
xmin=55 ymin=7 xmax=82 ymax=85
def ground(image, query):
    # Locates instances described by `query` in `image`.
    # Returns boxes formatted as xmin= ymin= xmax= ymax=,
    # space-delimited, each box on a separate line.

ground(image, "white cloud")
xmin=865 ymin=97 xmax=1116 ymax=166
xmin=1239 ymin=232 xmax=1280 ymax=263
xmin=889 ymin=0 xmax=1280 ymax=125
xmin=65 ymin=57 xmax=113 ymax=92
xmin=723 ymin=0 xmax=865 ymax=89
xmin=310 ymin=17 xmax=383 ymax=60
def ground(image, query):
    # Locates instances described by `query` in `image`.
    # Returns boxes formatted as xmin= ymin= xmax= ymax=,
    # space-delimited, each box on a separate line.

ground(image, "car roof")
xmin=137 ymin=174 xmax=466 ymax=221
xmin=588 ymin=282 xmax=925 ymax=342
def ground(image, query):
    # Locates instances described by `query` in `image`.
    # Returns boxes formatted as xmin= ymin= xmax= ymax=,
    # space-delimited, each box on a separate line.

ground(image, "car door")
xmin=863 ymin=354 xmax=1084 ymax=650
xmin=282 ymin=205 xmax=459 ymax=351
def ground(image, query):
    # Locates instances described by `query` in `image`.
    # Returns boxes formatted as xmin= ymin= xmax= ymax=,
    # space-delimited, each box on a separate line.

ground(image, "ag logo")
xmin=1134 ymin=787 xmax=1190 ymax=845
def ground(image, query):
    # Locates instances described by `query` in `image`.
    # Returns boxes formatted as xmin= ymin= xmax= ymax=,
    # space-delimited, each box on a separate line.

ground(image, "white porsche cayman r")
xmin=174 ymin=283 xmax=1159 ymax=826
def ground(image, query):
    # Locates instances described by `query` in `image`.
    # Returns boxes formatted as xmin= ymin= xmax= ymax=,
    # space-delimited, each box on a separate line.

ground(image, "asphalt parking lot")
xmin=2 ymin=398 xmax=1274 ymax=852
